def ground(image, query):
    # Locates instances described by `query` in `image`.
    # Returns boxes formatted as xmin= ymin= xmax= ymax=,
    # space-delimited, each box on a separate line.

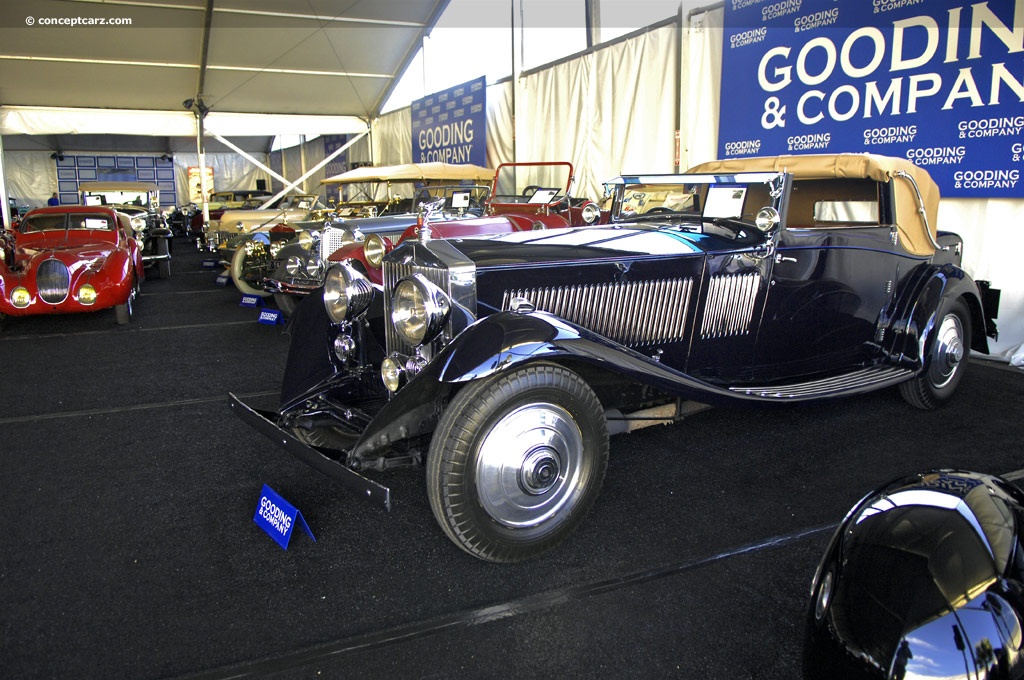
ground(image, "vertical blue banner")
xmin=719 ymin=0 xmax=1024 ymax=198
xmin=411 ymin=76 xmax=487 ymax=167
xmin=322 ymin=135 xmax=348 ymax=203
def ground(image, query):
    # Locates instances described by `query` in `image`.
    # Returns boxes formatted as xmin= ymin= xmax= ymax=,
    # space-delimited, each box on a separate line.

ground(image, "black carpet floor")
xmin=2 ymin=243 xmax=1022 ymax=679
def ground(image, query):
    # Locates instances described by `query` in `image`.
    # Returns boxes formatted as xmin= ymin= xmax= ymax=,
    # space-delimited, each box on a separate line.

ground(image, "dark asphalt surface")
xmin=2 ymin=243 xmax=1022 ymax=679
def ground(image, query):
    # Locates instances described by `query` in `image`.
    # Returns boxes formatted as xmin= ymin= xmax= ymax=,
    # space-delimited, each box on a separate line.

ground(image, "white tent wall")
xmin=1 ymin=150 xmax=274 ymax=210
xmin=516 ymin=22 xmax=679 ymax=200
xmin=2 ymin=151 xmax=58 ymax=209
xmin=678 ymin=7 xmax=722 ymax=171
xmin=170 ymin=153 xmax=274 ymax=206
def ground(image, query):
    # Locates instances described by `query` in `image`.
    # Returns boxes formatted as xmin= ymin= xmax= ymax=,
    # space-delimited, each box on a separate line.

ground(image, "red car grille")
xmin=37 ymin=259 xmax=71 ymax=304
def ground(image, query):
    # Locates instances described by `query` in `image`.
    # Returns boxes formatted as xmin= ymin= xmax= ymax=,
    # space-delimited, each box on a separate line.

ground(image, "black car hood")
xmin=440 ymin=224 xmax=752 ymax=268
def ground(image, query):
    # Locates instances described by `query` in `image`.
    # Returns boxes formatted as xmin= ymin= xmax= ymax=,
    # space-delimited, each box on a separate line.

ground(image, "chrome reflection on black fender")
xmin=804 ymin=470 xmax=1024 ymax=679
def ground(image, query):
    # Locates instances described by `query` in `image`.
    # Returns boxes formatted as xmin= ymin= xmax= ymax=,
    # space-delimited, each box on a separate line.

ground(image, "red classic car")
xmin=0 ymin=206 xmax=144 ymax=325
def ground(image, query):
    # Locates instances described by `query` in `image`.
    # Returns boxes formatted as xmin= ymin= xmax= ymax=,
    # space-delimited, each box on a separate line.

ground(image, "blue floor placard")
xmin=239 ymin=294 xmax=263 ymax=308
xmin=253 ymin=484 xmax=315 ymax=550
xmin=257 ymin=308 xmax=285 ymax=325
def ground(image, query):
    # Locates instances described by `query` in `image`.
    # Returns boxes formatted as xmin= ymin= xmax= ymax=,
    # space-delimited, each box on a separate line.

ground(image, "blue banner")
xmin=719 ymin=0 xmax=1024 ymax=198
xmin=411 ymin=76 xmax=487 ymax=167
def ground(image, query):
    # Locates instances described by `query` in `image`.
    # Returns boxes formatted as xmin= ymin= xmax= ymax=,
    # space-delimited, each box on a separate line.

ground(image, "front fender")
xmin=429 ymin=311 xmax=752 ymax=405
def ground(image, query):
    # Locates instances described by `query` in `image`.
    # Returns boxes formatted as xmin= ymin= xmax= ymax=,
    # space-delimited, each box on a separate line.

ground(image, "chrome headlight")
xmin=336 ymin=227 xmax=363 ymax=246
xmin=269 ymin=241 xmax=284 ymax=258
xmin=364 ymin=234 xmax=388 ymax=268
xmin=756 ymin=207 xmax=781 ymax=231
xmin=581 ymin=202 xmax=601 ymax=224
xmin=323 ymin=262 xmax=374 ymax=323
xmin=284 ymin=256 xmax=304 ymax=276
xmin=130 ymin=216 xmax=146 ymax=232
xmin=392 ymin=274 xmax=450 ymax=346
xmin=305 ymin=258 xmax=323 ymax=278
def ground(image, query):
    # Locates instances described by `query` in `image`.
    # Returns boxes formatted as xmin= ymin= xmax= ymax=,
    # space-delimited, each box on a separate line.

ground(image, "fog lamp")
xmin=11 ymin=286 xmax=31 ymax=308
xmin=381 ymin=356 xmax=404 ymax=392
xmin=78 ymin=284 xmax=97 ymax=305
xmin=284 ymin=256 xmax=303 ymax=276
xmin=332 ymin=334 xmax=356 ymax=361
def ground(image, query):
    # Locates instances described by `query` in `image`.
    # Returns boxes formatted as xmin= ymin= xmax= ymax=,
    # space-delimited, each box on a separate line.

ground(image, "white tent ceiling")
xmin=0 ymin=0 xmax=451 ymax=149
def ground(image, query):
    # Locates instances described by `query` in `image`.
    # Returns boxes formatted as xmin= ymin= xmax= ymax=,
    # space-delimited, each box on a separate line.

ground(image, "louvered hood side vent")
xmin=501 ymin=278 xmax=694 ymax=346
xmin=700 ymin=272 xmax=761 ymax=339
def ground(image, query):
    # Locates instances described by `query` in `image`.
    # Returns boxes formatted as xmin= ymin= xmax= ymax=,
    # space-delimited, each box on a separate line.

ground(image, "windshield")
xmin=490 ymin=163 xmax=573 ymax=206
xmin=609 ymin=172 xmax=786 ymax=227
xmin=21 ymin=213 xmax=115 ymax=233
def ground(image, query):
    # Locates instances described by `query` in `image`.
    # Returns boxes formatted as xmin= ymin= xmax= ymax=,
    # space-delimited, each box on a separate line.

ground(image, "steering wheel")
xmin=521 ymin=185 xmax=541 ymax=198
xmin=646 ymin=207 xmax=674 ymax=214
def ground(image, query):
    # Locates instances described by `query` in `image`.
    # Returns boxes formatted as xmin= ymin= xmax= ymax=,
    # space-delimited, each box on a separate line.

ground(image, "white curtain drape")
xmin=516 ymin=23 xmax=679 ymax=199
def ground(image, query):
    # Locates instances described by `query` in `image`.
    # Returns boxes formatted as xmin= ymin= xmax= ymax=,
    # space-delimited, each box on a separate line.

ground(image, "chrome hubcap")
xmin=475 ymin=403 xmax=584 ymax=528
xmin=928 ymin=312 xmax=964 ymax=389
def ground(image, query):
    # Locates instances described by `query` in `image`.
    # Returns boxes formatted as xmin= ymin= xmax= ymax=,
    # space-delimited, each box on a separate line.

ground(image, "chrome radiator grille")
xmin=501 ymin=278 xmax=694 ymax=347
xmin=700 ymin=272 xmax=761 ymax=339
xmin=321 ymin=229 xmax=406 ymax=261
xmin=320 ymin=228 xmax=352 ymax=261
xmin=37 ymin=259 xmax=71 ymax=304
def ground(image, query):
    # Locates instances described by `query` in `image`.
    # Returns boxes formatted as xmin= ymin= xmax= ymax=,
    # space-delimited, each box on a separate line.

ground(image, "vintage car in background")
xmin=206 ymin=192 xmax=327 ymax=253
xmin=804 ymin=469 xmax=1024 ymax=679
xmin=230 ymin=153 xmax=999 ymax=562
xmin=80 ymin=181 xmax=172 ymax=278
xmin=248 ymin=186 xmax=490 ymax=310
xmin=4 ymin=197 xmax=30 ymax=225
xmin=257 ymin=161 xmax=604 ymax=309
xmin=225 ymin=162 xmax=496 ymax=298
xmin=184 ymin=188 xmax=274 ymax=238
xmin=0 ymin=205 xmax=144 ymax=325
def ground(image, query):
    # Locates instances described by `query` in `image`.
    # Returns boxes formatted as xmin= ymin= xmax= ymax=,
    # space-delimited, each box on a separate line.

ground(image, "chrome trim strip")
xmin=730 ymin=366 xmax=913 ymax=399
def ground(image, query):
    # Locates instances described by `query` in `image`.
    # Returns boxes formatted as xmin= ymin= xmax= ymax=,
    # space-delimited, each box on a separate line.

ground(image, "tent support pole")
xmin=0 ymin=135 xmax=10 ymax=228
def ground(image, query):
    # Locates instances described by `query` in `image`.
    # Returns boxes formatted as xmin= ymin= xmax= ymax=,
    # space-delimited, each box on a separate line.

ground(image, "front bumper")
xmin=228 ymin=392 xmax=392 ymax=510
xmin=262 ymin=277 xmax=321 ymax=296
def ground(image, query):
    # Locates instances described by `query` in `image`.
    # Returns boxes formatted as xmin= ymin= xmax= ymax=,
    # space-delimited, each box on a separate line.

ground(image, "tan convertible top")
xmin=321 ymin=162 xmax=493 ymax=185
xmin=79 ymin=181 xmax=160 ymax=193
xmin=686 ymin=154 xmax=940 ymax=256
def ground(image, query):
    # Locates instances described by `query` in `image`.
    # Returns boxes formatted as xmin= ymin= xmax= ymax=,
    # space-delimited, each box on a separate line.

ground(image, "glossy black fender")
xmin=803 ymin=470 xmax=1024 ymax=679
xmin=887 ymin=262 xmax=989 ymax=369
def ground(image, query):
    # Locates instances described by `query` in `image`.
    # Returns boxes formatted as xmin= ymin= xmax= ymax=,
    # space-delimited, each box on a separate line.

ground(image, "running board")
xmin=729 ymin=366 xmax=914 ymax=400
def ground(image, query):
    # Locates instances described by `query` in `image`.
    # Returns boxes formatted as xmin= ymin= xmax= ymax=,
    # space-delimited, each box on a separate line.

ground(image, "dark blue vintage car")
xmin=231 ymin=154 xmax=1000 ymax=562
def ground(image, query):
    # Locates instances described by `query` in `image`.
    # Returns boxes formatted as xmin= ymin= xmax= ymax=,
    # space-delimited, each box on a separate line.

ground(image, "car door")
xmin=752 ymin=178 xmax=903 ymax=383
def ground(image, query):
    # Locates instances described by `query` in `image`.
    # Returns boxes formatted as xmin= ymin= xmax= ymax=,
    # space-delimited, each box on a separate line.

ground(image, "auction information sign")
xmin=719 ymin=0 xmax=1024 ymax=198
xmin=411 ymin=75 xmax=487 ymax=167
